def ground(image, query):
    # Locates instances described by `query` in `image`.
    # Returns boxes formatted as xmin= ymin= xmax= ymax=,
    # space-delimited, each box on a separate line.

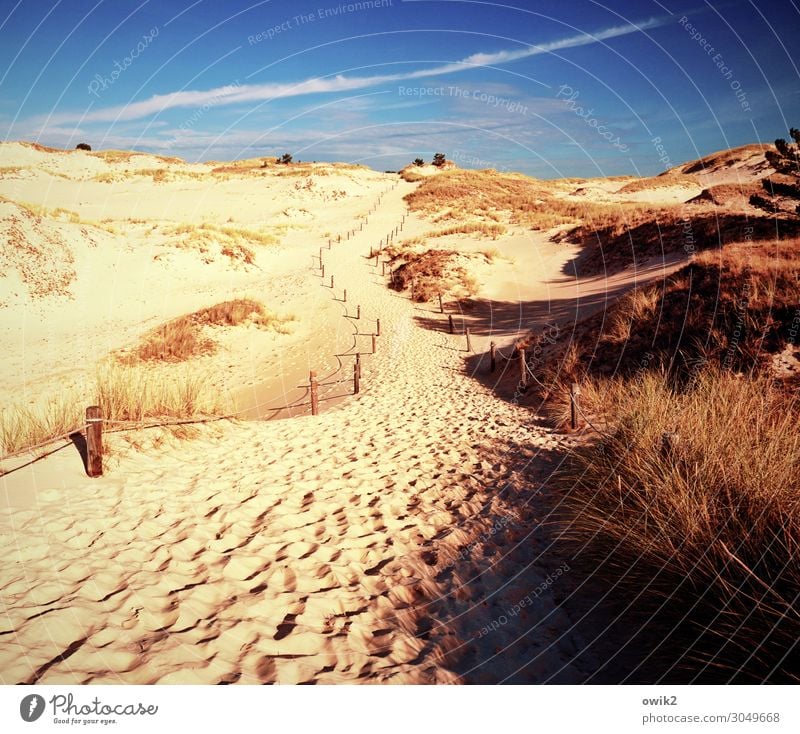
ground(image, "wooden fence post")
xmin=465 ymin=327 xmax=472 ymax=353
xmin=490 ymin=341 xmax=496 ymax=373
xmin=438 ymin=294 xmax=443 ymax=313
xmin=310 ymin=371 xmax=319 ymax=416
xmin=382 ymin=261 xmax=386 ymax=276
xmin=376 ymin=318 xmax=381 ymax=336
xmin=518 ymin=346 xmax=528 ymax=389
xmin=369 ymin=246 xmax=374 ymax=258
xmin=331 ymin=274 xmax=334 ymax=289
xmin=448 ymin=314 xmax=454 ymax=334
xmin=372 ymin=334 xmax=377 ymax=354
xmin=343 ymin=288 xmax=347 ymax=303
xmin=354 ymin=354 xmax=361 ymax=394
xmin=321 ymin=263 xmax=325 ymax=278
xmin=86 ymin=405 xmax=103 ymax=478
xmin=356 ymin=304 xmax=361 ymax=319
xmin=375 ymin=254 xmax=379 ymax=266
xmin=570 ymin=383 xmax=581 ymax=430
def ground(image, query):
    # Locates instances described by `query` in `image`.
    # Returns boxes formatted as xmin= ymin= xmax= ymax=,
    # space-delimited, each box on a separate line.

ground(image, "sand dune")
xmin=1 ymin=144 xmax=699 ymax=684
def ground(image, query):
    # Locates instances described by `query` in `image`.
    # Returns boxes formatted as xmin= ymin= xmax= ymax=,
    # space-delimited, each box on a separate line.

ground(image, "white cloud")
xmin=24 ymin=16 xmax=672 ymax=127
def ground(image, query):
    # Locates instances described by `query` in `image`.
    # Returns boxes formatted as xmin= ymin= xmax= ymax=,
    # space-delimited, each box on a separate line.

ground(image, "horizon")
xmin=1 ymin=1 xmax=799 ymax=178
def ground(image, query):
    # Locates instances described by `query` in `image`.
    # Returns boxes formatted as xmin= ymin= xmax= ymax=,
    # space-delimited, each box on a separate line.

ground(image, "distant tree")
xmin=278 ymin=153 xmax=293 ymax=164
xmin=765 ymin=128 xmax=800 ymax=175
xmin=432 ymin=152 xmax=446 ymax=167
xmin=413 ymin=158 xmax=425 ymax=167
xmin=753 ymin=128 xmax=800 ymax=215
xmin=76 ymin=143 xmax=91 ymax=151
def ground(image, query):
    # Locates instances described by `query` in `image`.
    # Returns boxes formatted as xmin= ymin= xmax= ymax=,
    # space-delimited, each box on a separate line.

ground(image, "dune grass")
xmin=0 ymin=394 xmax=84 ymax=457
xmin=553 ymin=368 xmax=800 ymax=681
xmin=0 ymin=300 xmax=292 ymax=456
xmin=528 ymin=229 xmax=800 ymax=680
xmin=0 ymin=364 xmax=227 ymax=457
xmin=380 ymin=245 xmax=481 ymax=302
xmin=12 ymin=201 xmax=119 ymax=233
xmin=132 ymin=299 xmax=294 ymax=363
xmin=166 ymin=222 xmax=277 ymax=247
xmin=533 ymin=237 xmax=800 ymax=409
xmin=405 ymin=168 xmax=669 ymax=234
xmin=426 ymin=221 xmax=507 ymax=239
xmin=617 ymin=173 xmax=701 ymax=194
xmin=92 ymin=150 xmax=184 ymax=165
xmin=94 ymin=362 xmax=226 ymax=422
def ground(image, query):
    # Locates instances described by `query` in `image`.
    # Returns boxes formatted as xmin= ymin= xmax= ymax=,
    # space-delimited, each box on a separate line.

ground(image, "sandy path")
xmin=0 ymin=180 xmax=672 ymax=684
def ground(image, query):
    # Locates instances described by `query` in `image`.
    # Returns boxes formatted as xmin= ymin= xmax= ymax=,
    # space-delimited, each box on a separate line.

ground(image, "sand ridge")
xmin=0 ymin=178 xmax=598 ymax=684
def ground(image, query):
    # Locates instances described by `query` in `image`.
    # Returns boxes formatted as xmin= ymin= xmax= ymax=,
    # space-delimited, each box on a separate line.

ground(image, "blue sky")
xmin=1 ymin=0 xmax=798 ymax=177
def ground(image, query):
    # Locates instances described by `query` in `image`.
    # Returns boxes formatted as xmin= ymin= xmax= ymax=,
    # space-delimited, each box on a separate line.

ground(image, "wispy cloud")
xmin=28 ymin=15 xmax=672 ymax=127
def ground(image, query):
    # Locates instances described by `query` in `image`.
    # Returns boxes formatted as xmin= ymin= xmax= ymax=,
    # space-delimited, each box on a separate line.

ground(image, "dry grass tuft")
xmin=427 ymin=221 xmax=506 ymax=239
xmin=617 ymin=173 xmax=701 ymax=194
xmin=94 ymin=362 xmax=226 ymax=422
xmin=553 ymin=368 xmax=800 ymax=681
xmin=405 ymin=169 xmax=669 ymax=236
xmin=166 ymin=222 xmax=277 ymax=249
xmin=0 ymin=364 xmax=227 ymax=457
xmin=381 ymin=245 xmax=481 ymax=302
xmin=92 ymin=150 xmax=184 ymax=165
xmin=13 ymin=201 xmax=118 ymax=233
xmin=533 ymin=237 xmax=800 ymax=402
xmin=130 ymin=299 xmax=294 ymax=363
xmin=134 ymin=318 xmax=214 ymax=363
xmin=0 ymin=395 xmax=84 ymax=456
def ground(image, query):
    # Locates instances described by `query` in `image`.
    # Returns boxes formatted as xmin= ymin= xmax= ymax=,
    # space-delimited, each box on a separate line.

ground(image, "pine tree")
xmin=752 ymin=128 xmax=800 ymax=215
xmin=765 ymin=128 xmax=800 ymax=175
